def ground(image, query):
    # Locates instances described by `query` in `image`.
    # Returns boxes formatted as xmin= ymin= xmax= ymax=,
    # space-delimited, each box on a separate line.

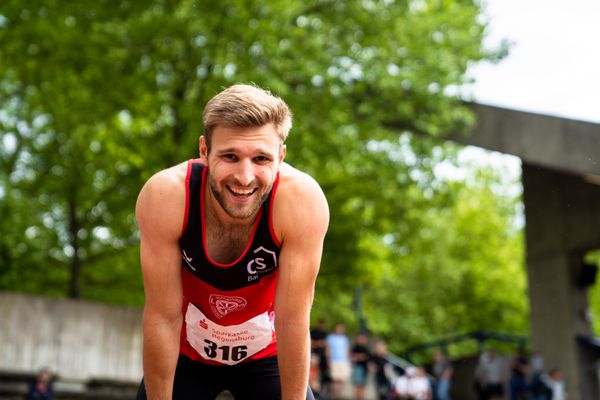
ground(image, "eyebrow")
xmin=216 ymin=147 xmax=275 ymax=157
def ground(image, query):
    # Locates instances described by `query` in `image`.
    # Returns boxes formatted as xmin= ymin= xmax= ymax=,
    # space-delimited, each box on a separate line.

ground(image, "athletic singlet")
xmin=178 ymin=160 xmax=281 ymax=366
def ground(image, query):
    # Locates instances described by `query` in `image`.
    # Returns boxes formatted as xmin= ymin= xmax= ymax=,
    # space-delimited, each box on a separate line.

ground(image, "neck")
xmin=203 ymin=192 xmax=259 ymax=264
xmin=204 ymin=190 xmax=258 ymax=229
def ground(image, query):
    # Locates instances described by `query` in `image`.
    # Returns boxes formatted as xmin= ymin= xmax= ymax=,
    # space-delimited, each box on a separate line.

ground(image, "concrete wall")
xmin=465 ymin=104 xmax=600 ymax=176
xmin=0 ymin=292 xmax=143 ymax=382
xmin=522 ymin=163 xmax=600 ymax=400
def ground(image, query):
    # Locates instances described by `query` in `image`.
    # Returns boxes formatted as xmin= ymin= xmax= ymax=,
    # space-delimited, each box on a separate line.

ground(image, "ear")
xmin=199 ymin=136 xmax=208 ymax=164
xmin=278 ymin=144 xmax=286 ymax=167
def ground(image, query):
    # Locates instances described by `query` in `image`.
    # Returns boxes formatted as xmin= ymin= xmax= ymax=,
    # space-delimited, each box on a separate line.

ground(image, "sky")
xmin=439 ymin=0 xmax=600 ymax=182
xmin=469 ymin=0 xmax=600 ymax=123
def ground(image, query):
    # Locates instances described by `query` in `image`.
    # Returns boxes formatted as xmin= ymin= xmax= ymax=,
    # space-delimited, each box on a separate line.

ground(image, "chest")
xmin=204 ymin=223 xmax=254 ymax=264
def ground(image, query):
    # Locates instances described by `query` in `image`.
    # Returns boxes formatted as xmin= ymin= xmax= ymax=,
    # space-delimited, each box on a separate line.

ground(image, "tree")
xmin=0 ymin=0 xmax=502 ymax=315
xmin=356 ymin=156 xmax=528 ymax=355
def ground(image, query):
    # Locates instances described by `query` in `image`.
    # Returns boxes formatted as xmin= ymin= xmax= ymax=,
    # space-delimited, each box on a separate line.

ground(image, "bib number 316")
xmin=203 ymin=339 xmax=248 ymax=362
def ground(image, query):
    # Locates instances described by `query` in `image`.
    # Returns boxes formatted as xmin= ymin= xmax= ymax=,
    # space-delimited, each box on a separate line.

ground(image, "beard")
xmin=207 ymin=174 xmax=273 ymax=220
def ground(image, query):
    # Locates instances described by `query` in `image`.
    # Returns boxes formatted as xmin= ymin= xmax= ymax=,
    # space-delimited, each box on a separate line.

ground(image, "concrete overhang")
xmin=454 ymin=103 xmax=600 ymax=178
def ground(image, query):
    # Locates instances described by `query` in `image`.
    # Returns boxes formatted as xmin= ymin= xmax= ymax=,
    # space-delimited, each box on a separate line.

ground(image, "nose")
xmin=234 ymin=159 xmax=255 ymax=186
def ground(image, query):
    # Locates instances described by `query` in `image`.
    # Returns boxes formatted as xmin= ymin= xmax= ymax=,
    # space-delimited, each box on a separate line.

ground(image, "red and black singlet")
xmin=178 ymin=160 xmax=281 ymax=365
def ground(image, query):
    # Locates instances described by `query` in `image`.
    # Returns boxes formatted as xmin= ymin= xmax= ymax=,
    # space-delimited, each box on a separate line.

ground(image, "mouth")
xmin=227 ymin=186 xmax=258 ymax=198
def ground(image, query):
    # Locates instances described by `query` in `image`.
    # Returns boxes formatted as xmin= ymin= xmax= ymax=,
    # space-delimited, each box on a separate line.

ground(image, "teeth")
xmin=230 ymin=187 xmax=254 ymax=195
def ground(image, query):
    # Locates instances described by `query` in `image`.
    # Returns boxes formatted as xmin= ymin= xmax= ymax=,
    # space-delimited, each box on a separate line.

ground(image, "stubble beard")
xmin=207 ymin=174 xmax=273 ymax=220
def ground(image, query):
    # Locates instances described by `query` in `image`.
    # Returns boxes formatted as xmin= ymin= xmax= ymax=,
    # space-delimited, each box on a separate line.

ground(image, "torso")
xmin=177 ymin=160 xmax=282 ymax=366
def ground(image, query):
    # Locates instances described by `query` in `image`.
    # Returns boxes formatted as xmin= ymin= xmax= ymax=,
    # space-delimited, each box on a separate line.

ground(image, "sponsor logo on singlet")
xmin=246 ymin=246 xmax=277 ymax=282
xmin=182 ymin=249 xmax=196 ymax=271
xmin=209 ymin=294 xmax=247 ymax=319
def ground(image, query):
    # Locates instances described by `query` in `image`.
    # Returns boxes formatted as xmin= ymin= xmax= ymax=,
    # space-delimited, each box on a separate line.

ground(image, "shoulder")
xmin=136 ymin=161 xmax=189 ymax=238
xmin=272 ymin=163 xmax=329 ymax=241
xmin=137 ymin=161 xmax=189 ymax=209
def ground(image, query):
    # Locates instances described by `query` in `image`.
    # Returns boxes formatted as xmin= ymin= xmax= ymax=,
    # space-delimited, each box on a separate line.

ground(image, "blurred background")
xmin=1 ymin=1 xmax=599 ymax=399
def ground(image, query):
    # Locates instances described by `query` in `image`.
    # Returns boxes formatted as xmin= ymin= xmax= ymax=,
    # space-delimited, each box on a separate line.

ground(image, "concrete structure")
xmin=0 ymin=292 xmax=143 ymax=383
xmin=458 ymin=104 xmax=600 ymax=400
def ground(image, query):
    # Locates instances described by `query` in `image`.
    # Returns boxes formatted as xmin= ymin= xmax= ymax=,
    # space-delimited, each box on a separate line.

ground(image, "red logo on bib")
xmin=199 ymin=319 xmax=208 ymax=329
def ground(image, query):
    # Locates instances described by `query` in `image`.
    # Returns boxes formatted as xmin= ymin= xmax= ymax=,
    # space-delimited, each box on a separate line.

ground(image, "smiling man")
xmin=135 ymin=84 xmax=329 ymax=400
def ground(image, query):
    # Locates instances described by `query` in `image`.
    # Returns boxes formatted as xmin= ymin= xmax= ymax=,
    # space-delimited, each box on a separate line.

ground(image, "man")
xmin=409 ymin=367 xmax=433 ymax=400
xmin=547 ymin=368 xmax=567 ymax=400
xmin=432 ymin=351 xmax=453 ymax=400
xmin=135 ymin=84 xmax=329 ymax=400
xmin=350 ymin=333 xmax=371 ymax=400
xmin=326 ymin=324 xmax=351 ymax=398
xmin=475 ymin=350 xmax=506 ymax=400
xmin=371 ymin=340 xmax=393 ymax=400
xmin=310 ymin=319 xmax=330 ymax=394
xmin=25 ymin=368 xmax=54 ymax=400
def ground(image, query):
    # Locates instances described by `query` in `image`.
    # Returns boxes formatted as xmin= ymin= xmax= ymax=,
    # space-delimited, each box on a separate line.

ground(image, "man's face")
xmin=200 ymin=123 xmax=285 ymax=221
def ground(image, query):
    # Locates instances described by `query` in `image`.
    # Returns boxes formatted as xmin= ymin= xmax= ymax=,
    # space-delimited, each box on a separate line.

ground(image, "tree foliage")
xmin=586 ymin=250 xmax=600 ymax=334
xmin=0 ymin=0 xmax=527 ymax=346
xmin=361 ymin=159 xmax=527 ymax=354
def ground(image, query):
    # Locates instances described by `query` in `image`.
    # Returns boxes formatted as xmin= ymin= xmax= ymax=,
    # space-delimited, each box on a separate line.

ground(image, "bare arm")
xmin=274 ymin=169 xmax=329 ymax=400
xmin=136 ymin=167 xmax=186 ymax=400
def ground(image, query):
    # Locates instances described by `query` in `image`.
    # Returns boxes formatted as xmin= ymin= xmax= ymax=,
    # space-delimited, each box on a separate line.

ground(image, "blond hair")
xmin=202 ymin=84 xmax=292 ymax=148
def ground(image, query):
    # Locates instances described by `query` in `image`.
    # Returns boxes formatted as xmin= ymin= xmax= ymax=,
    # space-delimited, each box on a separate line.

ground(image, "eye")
xmin=221 ymin=154 xmax=238 ymax=161
xmin=254 ymin=156 xmax=271 ymax=163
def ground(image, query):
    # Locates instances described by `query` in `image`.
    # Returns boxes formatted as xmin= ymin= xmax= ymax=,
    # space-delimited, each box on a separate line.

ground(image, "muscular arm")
xmin=274 ymin=168 xmax=329 ymax=400
xmin=136 ymin=167 xmax=186 ymax=400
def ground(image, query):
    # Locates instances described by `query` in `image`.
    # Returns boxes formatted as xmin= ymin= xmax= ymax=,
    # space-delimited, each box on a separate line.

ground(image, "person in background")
xmin=25 ymin=368 xmax=53 ymax=400
xmin=529 ymin=351 xmax=544 ymax=376
xmin=394 ymin=366 xmax=432 ymax=400
xmin=410 ymin=366 xmax=433 ymax=400
xmin=432 ymin=350 xmax=453 ymax=400
xmin=394 ymin=367 xmax=414 ymax=400
xmin=474 ymin=350 xmax=506 ymax=400
xmin=530 ymin=366 xmax=567 ymax=400
xmin=530 ymin=371 xmax=551 ymax=400
xmin=371 ymin=340 xmax=394 ymax=400
xmin=351 ymin=333 xmax=371 ymax=400
xmin=509 ymin=346 xmax=530 ymax=400
xmin=529 ymin=351 xmax=550 ymax=400
xmin=326 ymin=324 xmax=351 ymax=399
xmin=310 ymin=319 xmax=330 ymax=396
xmin=309 ymin=353 xmax=323 ymax=399
xmin=548 ymin=368 xmax=567 ymax=400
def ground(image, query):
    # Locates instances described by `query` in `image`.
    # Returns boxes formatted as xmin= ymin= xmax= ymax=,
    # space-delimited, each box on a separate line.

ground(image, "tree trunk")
xmin=68 ymin=196 xmax=81 ymax=298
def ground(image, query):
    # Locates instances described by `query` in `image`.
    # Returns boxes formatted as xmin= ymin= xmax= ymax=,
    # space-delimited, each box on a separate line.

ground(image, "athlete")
xmin=135 ymin=84 xmax=329 ymax=400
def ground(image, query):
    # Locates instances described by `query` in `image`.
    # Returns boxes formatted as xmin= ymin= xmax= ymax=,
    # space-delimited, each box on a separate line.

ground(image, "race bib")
xmin=185 ymin=302 xmax=274 ymax=365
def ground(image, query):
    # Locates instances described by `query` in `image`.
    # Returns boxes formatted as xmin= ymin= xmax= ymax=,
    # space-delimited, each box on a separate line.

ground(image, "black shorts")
xmin=486 ymin=383 xmax=504 ymax=396
xmin=136 ymin=354 xmax=315 ymax=400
